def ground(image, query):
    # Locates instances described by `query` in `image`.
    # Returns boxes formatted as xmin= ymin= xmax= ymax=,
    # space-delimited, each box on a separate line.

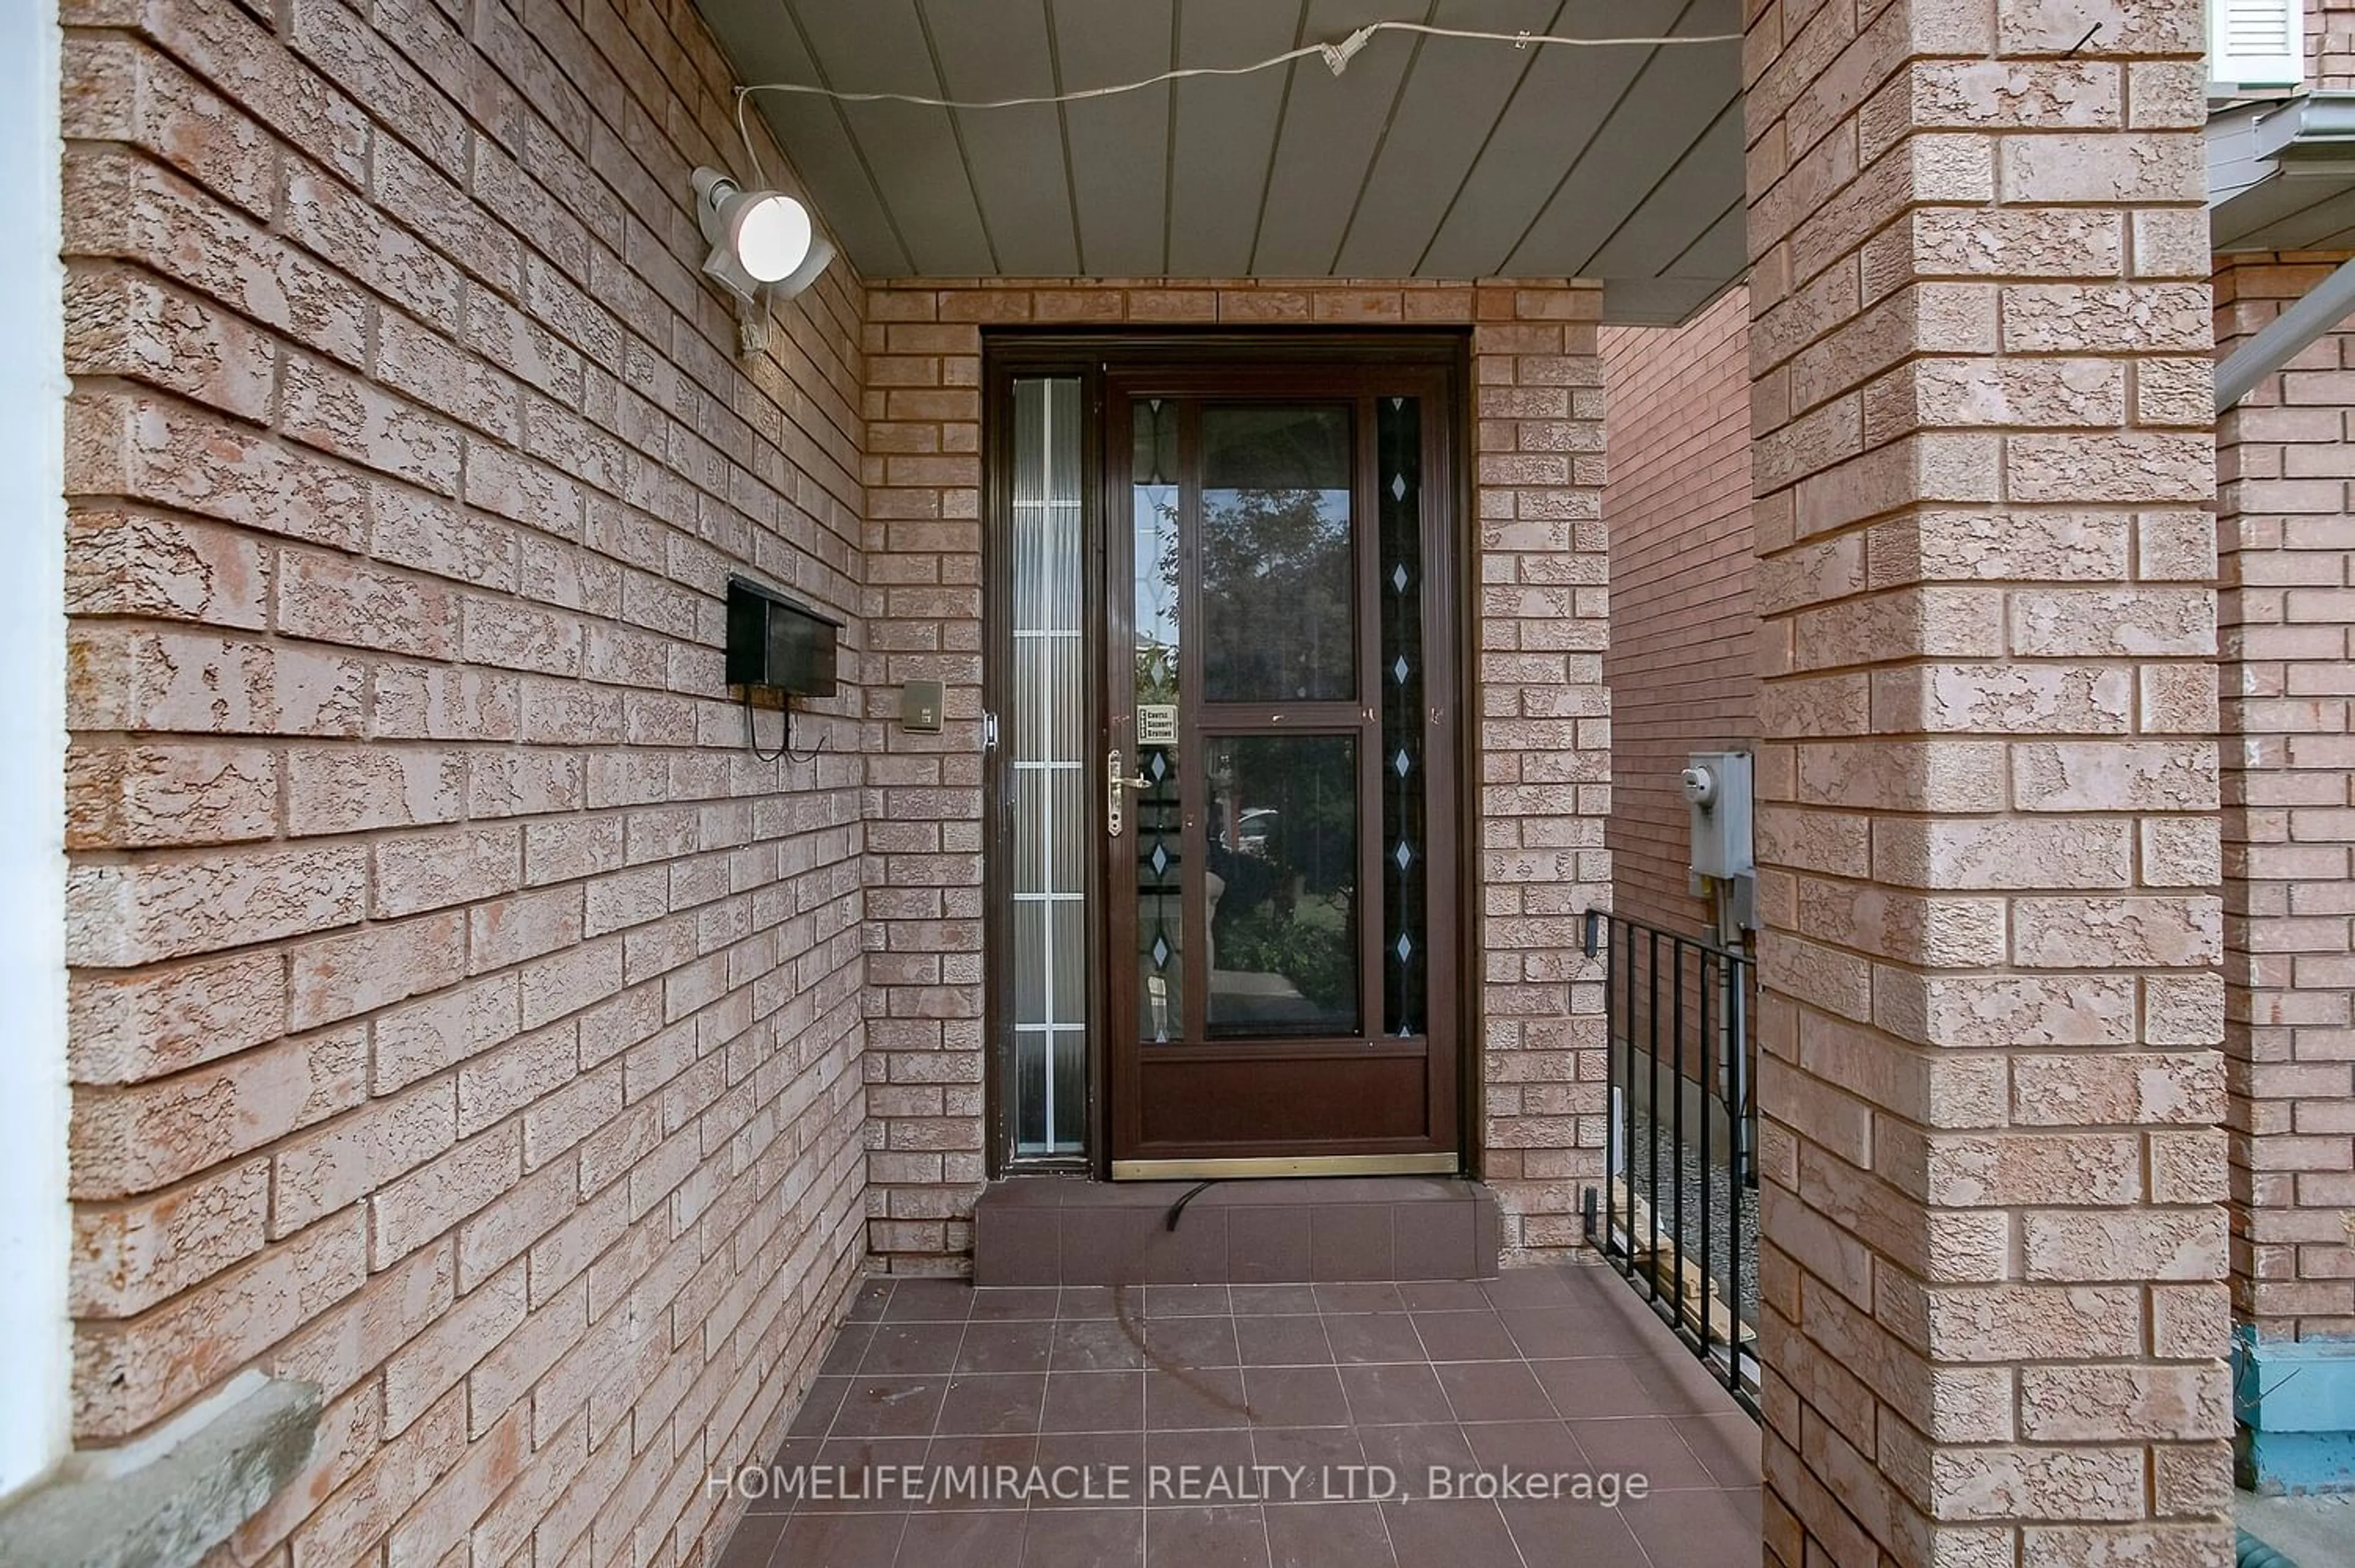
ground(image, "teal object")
xmin=2235 ymin=1325 xmax=2355 ymax=1494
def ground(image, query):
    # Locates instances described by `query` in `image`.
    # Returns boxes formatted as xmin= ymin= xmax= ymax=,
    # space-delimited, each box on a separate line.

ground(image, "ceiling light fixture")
xmin=691 ymin=167 xmax=833 ymax=349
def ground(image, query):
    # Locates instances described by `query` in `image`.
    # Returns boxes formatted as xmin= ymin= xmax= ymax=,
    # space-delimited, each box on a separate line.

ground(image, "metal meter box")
xmin=900 ymin=679 xmax=944 ymax=733
xmin=1681 ymin=751 xmax=1754 ymax=881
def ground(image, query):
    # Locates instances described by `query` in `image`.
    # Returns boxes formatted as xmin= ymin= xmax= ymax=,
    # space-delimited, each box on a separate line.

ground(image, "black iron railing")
xmin=1578 ymin=908 xmax=1760 ymax=1417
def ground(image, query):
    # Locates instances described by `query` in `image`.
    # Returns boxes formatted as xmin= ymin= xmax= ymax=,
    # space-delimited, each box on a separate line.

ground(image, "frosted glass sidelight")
xmin=1009 ymin=377 xmax=1086 ymax=1156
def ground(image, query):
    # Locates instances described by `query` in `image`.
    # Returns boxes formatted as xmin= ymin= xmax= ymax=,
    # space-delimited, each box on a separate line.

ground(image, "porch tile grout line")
xmin=1253 ymin=1431 xmax=1282 ymax=1568
xmin=1404 ymin=1301 xmax=1533 ymax=1568
xmin=1344 ymin=1302 xmax=1415 ymax=1568
xmin=815 ymin=1282 xmax=1749 ymax=1459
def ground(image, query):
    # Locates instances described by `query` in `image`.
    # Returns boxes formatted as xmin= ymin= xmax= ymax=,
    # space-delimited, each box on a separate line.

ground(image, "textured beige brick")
xmin=369 ymin=1124 xmax=523 ymax=1272
xmin=58 ymin=0 xmax=871 ymax=1550
xmin=286 ymin=911 xmax=464 ymax=1032
xmin=67 ymin=843 xmax=368 ymax=966
xmin=2012 ymin=895 xmax=2222 ymax=968
xmin=383 ymin=1261 xmax=526 ymax=1436
xmin=286 ymin=746 xmax=467 ymax=836
xmin=64 ymin=147 xmax=369 ymax=369
xmin=2012 ymin=740 xmax=2218 ymax=812
xmin=272 ymin=1081 xmax=458 ymax=1239
xmin=2023 ymin=1209 xmax=2229 ymax=1283
xmin=64 ymin=507 xmax=272 ymax=629
xmin=70 ymin=626 xmax=367 ymax=738
xmin=67 ymin=951 xmax=287 ymax=1086
xmin=71 ymin=1157 xmax=270 ymax=1318
xmin=64 ymin=264 xmax=278 ymax=419
xmin=66 ymin=740 xmax=278 ymax=849
xmin=74 ymin=1210 xmax=366 ymax=1438
xmin=1748 ymin=1 xmax=2230 ymax=1557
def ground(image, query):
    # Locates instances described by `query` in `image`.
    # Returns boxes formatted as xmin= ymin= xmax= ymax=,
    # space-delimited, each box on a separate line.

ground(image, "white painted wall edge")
xmin=0 ymin=0 xmax=75 ymax=1501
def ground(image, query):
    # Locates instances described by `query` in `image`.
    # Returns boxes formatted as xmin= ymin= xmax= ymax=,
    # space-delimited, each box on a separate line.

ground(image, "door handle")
xmin=1107 ymin=749 xmax=1149 ymax=838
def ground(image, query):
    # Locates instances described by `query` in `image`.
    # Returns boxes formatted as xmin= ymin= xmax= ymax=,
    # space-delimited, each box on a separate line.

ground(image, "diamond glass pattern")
xmin=1132 ymin=396 xmax=1184 ymax=1048
xmin=1376 ymin=397 xmax=1428 ymax=1039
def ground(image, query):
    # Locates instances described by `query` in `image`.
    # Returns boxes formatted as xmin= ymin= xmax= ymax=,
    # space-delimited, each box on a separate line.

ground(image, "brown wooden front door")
xmin=1100 ymin=359 xmax=1462 ymax=1177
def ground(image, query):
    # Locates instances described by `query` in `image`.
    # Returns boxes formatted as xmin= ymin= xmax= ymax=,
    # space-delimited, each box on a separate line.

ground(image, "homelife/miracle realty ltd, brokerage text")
xmin=705 ymin=1463 xmax=1655 ymax=1507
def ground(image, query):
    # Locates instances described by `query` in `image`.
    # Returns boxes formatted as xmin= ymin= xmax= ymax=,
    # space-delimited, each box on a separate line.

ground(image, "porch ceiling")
xmin=692 ymin=0 xmax=1746 ymax=324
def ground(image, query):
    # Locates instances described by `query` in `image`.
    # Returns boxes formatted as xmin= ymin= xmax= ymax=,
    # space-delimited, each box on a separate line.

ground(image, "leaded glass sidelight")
xmin=1009 ymin=377 xmax=1086 ymax=1156
xmin=1133 ymin=399 xmax=1183 ymax=1044
xmin=1379 ymin=397 xmax=1428 ymax=1038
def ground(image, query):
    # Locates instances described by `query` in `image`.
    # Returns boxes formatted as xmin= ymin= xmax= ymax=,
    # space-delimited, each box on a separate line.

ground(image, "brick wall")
xmin=859 ymin=279 xmax=1614 ymax=1266
xmin=58 ymin=0 xmax=871 ymax=1562
xmin=2215 ymin=252 xmax=2355 ymax=1340
xmin=1600 ymin=286 xmax=1760 ymax=939
xmin=2311 ymin=0 xmax=2355 ymax=88
xmin=1745 ymin=2 xmax=2231 ymax=1562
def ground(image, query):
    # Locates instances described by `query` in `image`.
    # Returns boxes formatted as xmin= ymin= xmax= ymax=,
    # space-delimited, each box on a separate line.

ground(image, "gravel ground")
xmin=1609 ymin=1106 xmax=1760 ymax=1337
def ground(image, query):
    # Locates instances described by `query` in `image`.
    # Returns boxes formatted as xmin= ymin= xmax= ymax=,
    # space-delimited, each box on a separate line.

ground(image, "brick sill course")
xmin=0 ymin=1374 xmax=318 ymax=1568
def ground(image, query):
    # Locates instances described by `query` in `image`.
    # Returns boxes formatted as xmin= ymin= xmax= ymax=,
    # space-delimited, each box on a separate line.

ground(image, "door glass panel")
xmin=1200 ymin=405 xmax=1355 ymax=702
xmin=1378 ymin=397 xmax=1428 ymax=1038
xmin=1132 ymin=400 xmax=1182 ymax=1043
xmin=1010 ymin=376 xmax=1085 ymax=1156
xmin=1204 ymin=734 xmax=1358 ymax=1037
xmin=1134 ymin=757 xmax=1182 ymax=1044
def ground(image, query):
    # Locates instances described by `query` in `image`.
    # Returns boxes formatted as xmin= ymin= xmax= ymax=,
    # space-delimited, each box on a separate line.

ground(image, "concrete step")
xmin=973 ymin=1175 xmax=1501 ymax=1286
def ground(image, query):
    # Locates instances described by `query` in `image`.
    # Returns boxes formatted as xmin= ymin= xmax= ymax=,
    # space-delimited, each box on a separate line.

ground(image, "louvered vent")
xmin=2210 ymin=0 xmax=2305 ymax=94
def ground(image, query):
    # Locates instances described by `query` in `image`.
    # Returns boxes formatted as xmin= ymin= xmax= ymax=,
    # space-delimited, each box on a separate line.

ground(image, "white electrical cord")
xmin=737 ymin=88 xmax=771 ymax=187
xmin=732 ymin=20 xmax=1740 ymax=118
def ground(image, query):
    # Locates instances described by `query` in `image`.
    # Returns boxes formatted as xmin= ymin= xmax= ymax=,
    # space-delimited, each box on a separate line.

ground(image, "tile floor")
xmin=715 ymin=1260 xmax=1759 ymax=1568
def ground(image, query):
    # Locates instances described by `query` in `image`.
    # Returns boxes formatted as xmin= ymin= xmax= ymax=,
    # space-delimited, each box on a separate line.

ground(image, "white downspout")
xmin=0 ymin=0 xmax=74 ymax=1502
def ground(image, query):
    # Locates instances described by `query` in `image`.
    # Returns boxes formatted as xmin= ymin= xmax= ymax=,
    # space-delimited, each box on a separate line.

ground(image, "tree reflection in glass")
xmin=1205 ymin=734 xmax=1358 ymax=1037
xmin=1200 ymin=407 xmax=1354 ymax=703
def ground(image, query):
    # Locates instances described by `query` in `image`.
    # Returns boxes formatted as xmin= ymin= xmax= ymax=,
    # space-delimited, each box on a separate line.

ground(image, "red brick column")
xmin=1745 ymin=4 xmax=2232 ymax=1562
xmin=2215 ymin=253 xmax=2355 ymax=1340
